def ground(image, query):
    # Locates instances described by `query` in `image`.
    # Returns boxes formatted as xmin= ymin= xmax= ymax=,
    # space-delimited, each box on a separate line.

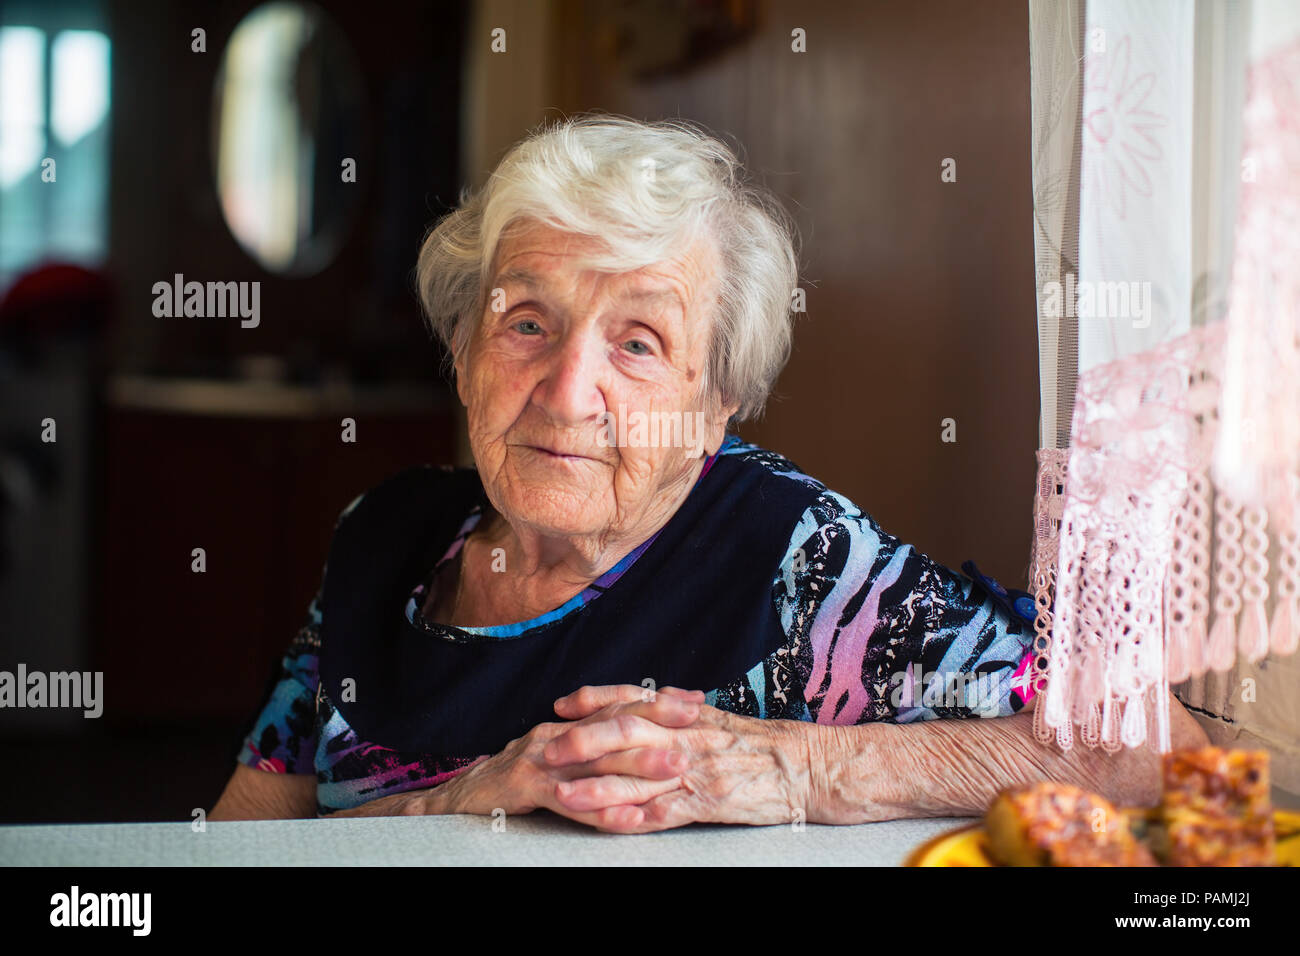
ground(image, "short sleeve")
xmin=235 ymin=491 xmax=366 ymax=774
xmin=773 ymin=488 xmax=1037 ymax=725
xmin=236 ymin=601 xmax=322 ymax=774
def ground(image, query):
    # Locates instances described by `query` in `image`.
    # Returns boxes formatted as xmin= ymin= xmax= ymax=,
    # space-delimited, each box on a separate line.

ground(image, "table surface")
xmin=0 ymin=811 xmax=974 ymax=866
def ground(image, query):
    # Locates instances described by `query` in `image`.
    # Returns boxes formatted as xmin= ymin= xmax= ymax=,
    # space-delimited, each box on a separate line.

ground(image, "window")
xmin=0 ymin=2 xmax=110 ymax=295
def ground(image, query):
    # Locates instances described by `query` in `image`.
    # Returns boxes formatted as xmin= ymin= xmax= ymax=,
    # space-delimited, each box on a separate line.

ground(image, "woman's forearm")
xmin=805 ymin=700 xmax=1206 ymax=825
xmin=324 ymin=787 xmax=454 ymax=818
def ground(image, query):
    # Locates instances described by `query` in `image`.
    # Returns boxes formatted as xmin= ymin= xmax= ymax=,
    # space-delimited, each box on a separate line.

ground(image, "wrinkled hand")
xmin=546 ymin=684 xmax=815 ymax=833
xmin=421 ymin=685 xmax=706 ymax=829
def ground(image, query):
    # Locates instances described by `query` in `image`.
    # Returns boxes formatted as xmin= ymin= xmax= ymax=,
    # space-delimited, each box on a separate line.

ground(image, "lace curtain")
xmin=1027 ymin=0 xmax=1300 ymax=798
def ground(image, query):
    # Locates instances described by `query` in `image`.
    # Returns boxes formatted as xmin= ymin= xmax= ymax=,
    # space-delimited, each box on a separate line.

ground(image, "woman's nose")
xmin=531 ymin=330 xmax=607 ymax=425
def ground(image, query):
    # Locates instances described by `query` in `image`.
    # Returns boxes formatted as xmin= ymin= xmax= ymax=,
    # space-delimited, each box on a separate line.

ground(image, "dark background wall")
xmin=0 ymin=0 xmax=468 ymax=822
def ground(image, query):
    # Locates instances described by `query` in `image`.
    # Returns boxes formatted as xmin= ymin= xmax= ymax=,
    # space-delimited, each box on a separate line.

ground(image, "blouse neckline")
xmin=404 ymin=436 xmax=736 ymax=642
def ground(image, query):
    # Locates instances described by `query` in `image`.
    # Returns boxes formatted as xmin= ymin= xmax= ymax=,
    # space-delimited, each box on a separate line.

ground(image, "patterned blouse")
xmin=237 ymin=435 xmax=1040 ymax=815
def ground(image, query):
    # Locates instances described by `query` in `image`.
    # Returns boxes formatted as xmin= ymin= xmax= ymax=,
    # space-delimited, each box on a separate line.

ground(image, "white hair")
xmin=415 ymin=115 xmax=800 ymax=423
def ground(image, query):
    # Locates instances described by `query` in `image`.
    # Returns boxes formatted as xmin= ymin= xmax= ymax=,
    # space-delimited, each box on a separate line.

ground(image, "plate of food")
xmin=905 ymin=745 xmax=1299 ymax=866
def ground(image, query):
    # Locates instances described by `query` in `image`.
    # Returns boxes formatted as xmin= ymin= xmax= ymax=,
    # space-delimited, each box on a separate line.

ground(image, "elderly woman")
xmin=211 ymin=116 xmax=1207 ymax=832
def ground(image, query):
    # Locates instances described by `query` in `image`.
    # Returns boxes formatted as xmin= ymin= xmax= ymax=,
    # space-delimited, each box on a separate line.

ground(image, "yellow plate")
xmin=905 ymin=809 xmax=1300 ymax=866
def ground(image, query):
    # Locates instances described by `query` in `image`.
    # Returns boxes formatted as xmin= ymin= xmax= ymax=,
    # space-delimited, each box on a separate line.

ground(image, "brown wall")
xmin=536 ymin=0 xmax=1040 ymax=585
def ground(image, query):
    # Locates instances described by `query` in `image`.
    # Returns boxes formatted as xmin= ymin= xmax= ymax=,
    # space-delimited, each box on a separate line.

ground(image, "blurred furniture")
xmin=0 ymin=263 xmax=113 ymax=733
xmin=97 ymin=374 xmax=457 ymax=723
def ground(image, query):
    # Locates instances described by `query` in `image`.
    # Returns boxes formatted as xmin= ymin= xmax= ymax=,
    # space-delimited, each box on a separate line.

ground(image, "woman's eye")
xmin=513 ymin=319 xmax=542 ymax=335
xmin=623 ymin=339 xmax=651 ymax=356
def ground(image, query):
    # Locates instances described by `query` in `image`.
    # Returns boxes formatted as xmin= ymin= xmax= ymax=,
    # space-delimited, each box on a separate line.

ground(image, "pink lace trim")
xmin=1029 ymin=39 xmax=1300 ymax=752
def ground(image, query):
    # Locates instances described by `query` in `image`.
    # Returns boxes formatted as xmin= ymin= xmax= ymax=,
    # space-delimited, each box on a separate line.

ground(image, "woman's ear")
xmin=452 ymin=349 xmax=467 ymax=407
xmin=714 ymin=396 xmax=740 ymax=434
xmin=702 ymin=397 xmax=740 ymax=454
xmin=451 ymin=327 xmax=472 ymax=408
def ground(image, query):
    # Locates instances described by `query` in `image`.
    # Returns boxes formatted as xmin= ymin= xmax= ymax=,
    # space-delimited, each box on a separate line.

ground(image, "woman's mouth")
xmin=530 ymin=445 xmax=587 ymax=461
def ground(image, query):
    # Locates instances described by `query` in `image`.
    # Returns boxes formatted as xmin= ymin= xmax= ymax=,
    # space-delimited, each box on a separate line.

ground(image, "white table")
xmin=0 ymin=811 xmax=971 ymax=866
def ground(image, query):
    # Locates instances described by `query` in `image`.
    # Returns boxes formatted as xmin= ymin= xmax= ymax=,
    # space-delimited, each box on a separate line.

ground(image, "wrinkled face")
xmin=454 ymin=220 xmax=736 ymax=543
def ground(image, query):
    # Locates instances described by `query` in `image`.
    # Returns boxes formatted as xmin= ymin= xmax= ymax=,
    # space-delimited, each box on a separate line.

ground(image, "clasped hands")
xmin=420 ymin=684 xmax=817 ymax=833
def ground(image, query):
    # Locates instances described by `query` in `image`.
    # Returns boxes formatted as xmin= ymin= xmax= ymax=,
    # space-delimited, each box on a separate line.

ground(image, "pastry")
xmin=985 ymin=781 xmax=1158 ymax=866
xmin=1157 ymin=746 xmax=1274 ymax=866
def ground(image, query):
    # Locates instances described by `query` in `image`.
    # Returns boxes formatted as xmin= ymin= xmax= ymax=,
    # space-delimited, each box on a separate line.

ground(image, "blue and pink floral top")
xmin=237 ymin=435 xmax=1039 ymax=815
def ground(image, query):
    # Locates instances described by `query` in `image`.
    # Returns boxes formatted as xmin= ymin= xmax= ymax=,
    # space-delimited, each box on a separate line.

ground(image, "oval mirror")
xmin=211 ymin=1 xmax=365 ymax=276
